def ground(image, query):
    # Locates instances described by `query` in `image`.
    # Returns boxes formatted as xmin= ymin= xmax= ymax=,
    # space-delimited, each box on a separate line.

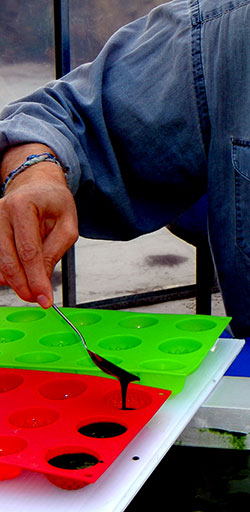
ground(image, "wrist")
xmin=0 ymin=144 xmax=55 ymax=181
xmin=0 ymin=144 xmax=68 ymax=196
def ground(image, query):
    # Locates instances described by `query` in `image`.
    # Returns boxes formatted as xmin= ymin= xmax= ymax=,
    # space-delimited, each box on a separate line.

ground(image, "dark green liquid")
xmin=48 ymin=452 xmax=98 ymax=470
xmin=78 ymin=421 xmax=127 ymax=438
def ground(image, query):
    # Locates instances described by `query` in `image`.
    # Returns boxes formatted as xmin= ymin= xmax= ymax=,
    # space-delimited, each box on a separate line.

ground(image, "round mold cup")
xmin=104 ymin=388 xmax=152 ymax=410
xmin=98 ymin=335 xmax=142 ymax=351
xmin=45 ymin=446 xmax=100 ymax=490
xmin=0 ymin=463 xmax=22 ymax=481
xmin=8 ymin=407 xmax=59 ymax=428
xmin=176 ymin=317 xmax=217 ymax=332
xmin=76 ymin=354 xmax=123 ymax=369
xmin=0 ymin=436 xmax=28 ymax=456
xmin=118 ymin=315 xmax=158 ymax=329
xmin=0 ymin=373 xmax=24 ymax=393
xmin=158 ymin=337 xmax=202 ymax=355
xmin=77 ymin=420 xmax=127 ymax=438
xmin=0 ymin=329 xmax=25 ymax=344
xmin=39 ymin=332 xmax=80 ymax=348
xmin=15 ymin=352 xmax=60 ymax=364
xmin=65 ymin=311 xmax=102 ymax=327
xmin=45 ymin=473 xmax=87 ymax=490
xmin=39 ymin=378 xmax=87 ymax=400
xmin=6 ymin=309 xmax=46 ymax=323
xmin=140 ymin=359 xmax=186 ymax=372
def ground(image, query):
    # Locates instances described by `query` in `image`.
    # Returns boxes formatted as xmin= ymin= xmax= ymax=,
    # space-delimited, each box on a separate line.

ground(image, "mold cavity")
xmin=15 ymin=352 xmax=60 ymax=363
xmin=78 ymin=421 xmax=127 ymax=438
xmin=0 ymin=373 xmax=24 ymax=393
xmin=39 ymin=332 xmax=79 ymax=347
xmin=105 ymin=388 xmax=152 ymax=410
xmin=8 ymin=407 xmax=59 ymax=428
xmin=75 ymin=357 xmax=96 ymax=368
xmin=0 ymin=436 xmax=27 ymax=455
xmin=47 ymin=451 xmax=99 ymax=470
xmin=158 ymin=338 xmax=202 ymax=355
xmin=45 ymin=474 xmax=87 ymax=490
xmin=66 ymin=312 xmax=101 ymax=326
xmin=140 ymin=359 xmax=185 ymax=371
xmin=98 ymin=335 xmax=141 ymax=351
xmin=6 ymin=309 xmax=46 ymax=323
xmin=118 ymin=316 xmax=158 ymax=329
xmin=39 ymin=379 xmax=87 ymax=400
xmin=76 ymin=355 xmax=123 ymax=367
xmin=0 ymin=463 xmax=22 ymax=481
xmin=176 ymin=318 xmax=216 ymax=332
xmin=0 ymin=329 xmax=25 ymax=343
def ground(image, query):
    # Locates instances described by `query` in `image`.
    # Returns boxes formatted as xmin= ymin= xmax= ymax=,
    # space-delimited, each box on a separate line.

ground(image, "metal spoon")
xmin=52 ymin=304 xmax=140 ymax=409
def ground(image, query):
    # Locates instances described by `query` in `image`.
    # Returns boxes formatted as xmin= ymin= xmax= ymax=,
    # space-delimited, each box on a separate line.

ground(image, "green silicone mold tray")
xmin=0 ymin=307 xmax=230 ymax=393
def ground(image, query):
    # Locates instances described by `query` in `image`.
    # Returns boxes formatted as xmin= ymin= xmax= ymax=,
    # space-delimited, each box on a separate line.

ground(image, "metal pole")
xmin=53 ymin=0 xmax=76 ymax=306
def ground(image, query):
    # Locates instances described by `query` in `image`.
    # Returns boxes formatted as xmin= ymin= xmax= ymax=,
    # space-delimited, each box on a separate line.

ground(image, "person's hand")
xmin=0 ymin=148 xmax=79 ymax=308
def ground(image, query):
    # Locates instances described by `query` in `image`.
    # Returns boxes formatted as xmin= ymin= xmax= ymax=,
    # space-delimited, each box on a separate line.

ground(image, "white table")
xmin=0 ymin=338 xmax=244 ymax=512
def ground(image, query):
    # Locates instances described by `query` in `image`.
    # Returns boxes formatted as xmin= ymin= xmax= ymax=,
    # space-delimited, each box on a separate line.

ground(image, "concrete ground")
xmin=0 ymin=226 xmax=226 ymax=316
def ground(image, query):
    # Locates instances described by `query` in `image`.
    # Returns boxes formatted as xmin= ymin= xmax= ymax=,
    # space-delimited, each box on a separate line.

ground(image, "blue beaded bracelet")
xmin=1 ymin=152 xmax=66 ymax=196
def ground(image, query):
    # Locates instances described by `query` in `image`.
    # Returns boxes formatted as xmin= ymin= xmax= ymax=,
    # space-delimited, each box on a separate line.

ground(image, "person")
xmin=0 ymin=0 xmax=250 ymax=338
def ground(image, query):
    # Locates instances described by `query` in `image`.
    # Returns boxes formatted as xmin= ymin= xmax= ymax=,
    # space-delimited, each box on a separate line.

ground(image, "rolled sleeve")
xmin=0 ymin=1 xmax=207 ymax=240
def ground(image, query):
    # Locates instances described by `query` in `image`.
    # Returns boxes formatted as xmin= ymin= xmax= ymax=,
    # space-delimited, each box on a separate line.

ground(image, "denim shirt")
xmin=0 ymin=0 xmax=208 ymax=241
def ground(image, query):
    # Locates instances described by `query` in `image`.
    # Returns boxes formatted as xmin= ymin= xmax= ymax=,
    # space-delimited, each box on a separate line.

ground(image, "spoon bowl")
xmin=52 ymin=305 xmax=140 ymax=409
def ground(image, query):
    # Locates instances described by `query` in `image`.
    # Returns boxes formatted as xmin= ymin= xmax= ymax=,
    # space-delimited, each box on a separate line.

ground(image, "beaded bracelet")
xmin=1 ymin=152 xmax=67 ymax=196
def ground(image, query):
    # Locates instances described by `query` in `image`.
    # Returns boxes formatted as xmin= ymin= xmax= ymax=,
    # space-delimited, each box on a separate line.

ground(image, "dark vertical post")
xmin=53 ymin=0 xmax=76 ymax=306
xmin=196 ymin=243 xmax=214 ymax=315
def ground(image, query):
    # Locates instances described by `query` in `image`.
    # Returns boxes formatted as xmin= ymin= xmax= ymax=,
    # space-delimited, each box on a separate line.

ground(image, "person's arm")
xmin=0 ymin=143 xmax=79 ymax=308
xmin=0 ymin=3 xmax=205 ymax=306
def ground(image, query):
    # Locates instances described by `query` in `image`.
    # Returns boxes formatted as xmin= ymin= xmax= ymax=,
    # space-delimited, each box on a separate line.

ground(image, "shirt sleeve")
xmin=0 ymin=3 xmax=205 ymax=240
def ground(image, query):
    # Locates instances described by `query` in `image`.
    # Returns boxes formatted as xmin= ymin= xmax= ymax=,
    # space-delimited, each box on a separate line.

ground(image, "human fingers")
xmin=0 ymin=268 xmax=10 ymax=286
xmin=42 ymin=205 xmax=79 ymax=279
xmin=0 ymin=215 xmax=35 ymax=302
xmin=11 ymin=201 xmax=54 ymax=308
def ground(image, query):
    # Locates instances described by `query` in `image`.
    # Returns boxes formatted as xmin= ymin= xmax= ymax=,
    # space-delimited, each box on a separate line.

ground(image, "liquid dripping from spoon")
xmin=52 ymin=305 xmax=140 ymax=409
xmin=88 ymin=350 xmax=139 ymax=410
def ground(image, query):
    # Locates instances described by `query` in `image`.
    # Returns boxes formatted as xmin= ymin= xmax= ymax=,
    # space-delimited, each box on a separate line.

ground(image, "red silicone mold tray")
xmin=0 ymin=368 xmax=170 ymax=490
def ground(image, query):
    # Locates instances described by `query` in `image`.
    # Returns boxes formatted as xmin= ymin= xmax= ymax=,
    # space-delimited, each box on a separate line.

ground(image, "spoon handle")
xmin=52 ymin=304 xmax=87 ymax=350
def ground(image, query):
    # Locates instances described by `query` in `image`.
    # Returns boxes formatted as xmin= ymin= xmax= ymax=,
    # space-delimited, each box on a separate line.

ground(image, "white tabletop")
xmin=0 ymin=337 xmax=244 ymax=512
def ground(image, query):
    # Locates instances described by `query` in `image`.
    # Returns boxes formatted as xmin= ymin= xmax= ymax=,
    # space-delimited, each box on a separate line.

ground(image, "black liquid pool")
xmin=78 ymin=421 xmax=127 ymax=438
xmin=48 ymin=452 xmax=98 ymax=470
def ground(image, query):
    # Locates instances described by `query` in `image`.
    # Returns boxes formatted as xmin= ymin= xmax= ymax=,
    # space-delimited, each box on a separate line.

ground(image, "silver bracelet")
xmin=1 ymin=152 xmax=67 ymax=196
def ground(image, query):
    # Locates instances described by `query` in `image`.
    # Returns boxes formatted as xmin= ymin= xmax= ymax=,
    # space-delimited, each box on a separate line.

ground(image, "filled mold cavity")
xmin=0 ymin=329 xmax=25 ymax=343
xmin=78 ymin=421 xmax=127 ymax=438
xmin=0 ymin=435 xmax=28 ymax=455
xmin=0 ymin=373 xmax=24 ymax=393
xmin=15 ymin=352 xmax=60 ymax=364
xmin=66 ymin=312 xmax=102 ymax=326
xmin=118 ymin=316 xmax=158 ymax=329
xmin=39 ymin=378 xmax=87 ymax=400
xmin=39 ymin=332 xmax=80 ymax=347
xmin=140 ymin=359 xmax=185 ymax=371
xmin=98 ymin=335 xmax=141 ymax=351
xmin=105 ymin=388 xmax=152 ymax=410
xmin=6 ymin=309 xmax=46 ymax=323
xmin=176 ymin=318 xmax=217 ymax=331
xmin=158 ymin=338 xmax=202 ymax=355
xmin=47 ymin=448 xmax=99 ymax=471
xmin=8 ymin=407 xmax=59 ymax=428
